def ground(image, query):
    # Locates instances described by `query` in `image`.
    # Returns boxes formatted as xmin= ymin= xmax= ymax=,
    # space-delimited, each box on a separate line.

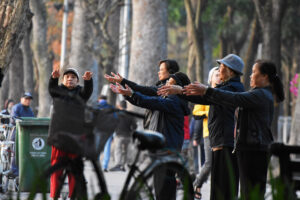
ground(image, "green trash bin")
xmin=16 ymin=117 xmax=51 ymax=192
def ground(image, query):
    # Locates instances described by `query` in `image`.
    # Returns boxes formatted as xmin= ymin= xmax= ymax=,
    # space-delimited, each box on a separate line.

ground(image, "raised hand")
xmin=110 ymin=83 xmax=133 ymax=96
xmin=157 ymin=85 xmax=183 ymax=96
xmin=183 ymin=82 xmax=208 ymax=96
xmin=104 ymin=72 xmax=123 ymax=83
xmin=52 ymin=69 xmax=60 ymax=79
xmin=83 ymin=71 xmax=93 ymax=80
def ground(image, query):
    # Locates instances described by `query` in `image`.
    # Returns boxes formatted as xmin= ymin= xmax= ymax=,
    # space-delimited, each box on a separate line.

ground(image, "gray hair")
xmin=207 ymin=66 xmax=219 ymax=85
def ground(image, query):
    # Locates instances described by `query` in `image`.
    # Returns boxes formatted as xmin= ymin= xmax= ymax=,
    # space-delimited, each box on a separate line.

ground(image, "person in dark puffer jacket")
xmin=48 ymin=68 xmax=93 ymax=199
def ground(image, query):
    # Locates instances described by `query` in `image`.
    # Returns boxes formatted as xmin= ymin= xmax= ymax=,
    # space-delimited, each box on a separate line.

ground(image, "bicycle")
xmin=0 ymin=114 xmax=18 ymax=193
xmin=28 ymin=91 xmax=194 ymax=200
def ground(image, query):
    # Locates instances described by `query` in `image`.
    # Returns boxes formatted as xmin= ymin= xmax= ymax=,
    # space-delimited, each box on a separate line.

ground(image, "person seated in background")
xmin=9 ymin=92 xmax=35 ymax=176
xmin=1 ymin=99 xmax=14 ymax=124
xmin=109 ymin=100 xmax=137 ymax=172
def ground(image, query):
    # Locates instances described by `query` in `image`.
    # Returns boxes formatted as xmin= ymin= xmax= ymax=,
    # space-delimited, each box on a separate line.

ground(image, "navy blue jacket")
xmin=183 ymin=76 xmax=244 ymax=148
xmin=126 ymin=92 xmax=190 ymax=150
xmin=121 ymin=78 xmax=168 ymax=129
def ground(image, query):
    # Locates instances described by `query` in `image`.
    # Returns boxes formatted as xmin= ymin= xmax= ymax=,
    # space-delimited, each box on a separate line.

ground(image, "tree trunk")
xmin=289 ymin=39 xmax=300 ymax=145
xmin=8 ymin=48 xmax=23 ymax=103
xmin=0 ymin=0 xmax=32 ymax=72
xmin=128 ymin=0 xmax=168 ymax=112
xmin=69 ymin=0 xmax=96 ymax=103
xmin=184 ymin=0 xmax=205 ymax=83
xmin=243 ymin=16 xmax=261 ymax=90
xmin=253 ymin=0 xmax=287 ymax=138
xmin=30 ymin=0 xmax=52 ymax=117
xmin=0 ymin=73 xmax=9 ymax=109
xmin=21 ymin=26 xmax=34 ymax=94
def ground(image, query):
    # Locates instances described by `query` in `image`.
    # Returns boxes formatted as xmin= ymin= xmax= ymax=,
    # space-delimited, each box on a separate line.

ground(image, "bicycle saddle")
xmin=133 ymin=130 xmax=166 ymax=151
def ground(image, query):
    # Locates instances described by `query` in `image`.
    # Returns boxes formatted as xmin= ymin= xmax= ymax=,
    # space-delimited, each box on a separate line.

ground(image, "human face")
xmin=63 ymin=73 xmax=79 ymax=89
xmin=250 ymin=63 xmax=269 ymax=88
xmin=158 ymin=62 xmax=170 ymax=81
xmin=211 ymin=70 xmax=221 ymax=88
xmin=21 ymin=97 xmax=32 ymax=107
xmin=219 ymin=63 xmax=233 ymax=82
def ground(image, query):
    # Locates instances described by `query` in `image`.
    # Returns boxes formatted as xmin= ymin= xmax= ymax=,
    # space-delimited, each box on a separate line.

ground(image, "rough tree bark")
xmin=253 ymin=0 xmax=287 ymax=138
xmin=0 ymin=0 xmax=32 ymax=74
xmin=21 ymin=26 xmax=34 ymax=94
xmin=185 ymin=0 xmax=206 ymax=83
xmin=128 ymin=0 xmax=168 ymax=112
xmin=0 ymin=73 xmax=9 ymax=109
xmin=8 ymin=48 xmax=23 ymax=103
xmin=69 ymin=0 xmax=96 ymax=103
xmin=289 ymin=39 xmax=300 ymax=145
xmin=30 ymin=0 xmax=52 ymax=117
xmin=243 ymin=16 xmax=261 ymax=90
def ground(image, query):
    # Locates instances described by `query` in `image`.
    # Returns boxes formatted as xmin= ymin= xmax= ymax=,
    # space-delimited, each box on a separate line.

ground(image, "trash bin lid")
xmin=17 ymin=117 xmax=50 ymax=126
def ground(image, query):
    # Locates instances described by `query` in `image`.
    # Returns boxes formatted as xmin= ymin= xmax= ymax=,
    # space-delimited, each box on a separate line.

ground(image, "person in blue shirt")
xmin=10 ymin=92 xmax=35 ymax=176
xmin=11 ymin=92 xmax=34 ymax=121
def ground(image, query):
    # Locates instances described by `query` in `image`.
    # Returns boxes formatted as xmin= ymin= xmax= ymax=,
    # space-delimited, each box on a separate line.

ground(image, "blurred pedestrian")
xmin=193 ymin=66 xmax=221 ymax=199
xmin=109 ymin=101 xmax=137 ymax=172
xmin=1 ymin=99 xmax=14 ymax=124
xmin=97 ymin=95 xmax=116 ymax=172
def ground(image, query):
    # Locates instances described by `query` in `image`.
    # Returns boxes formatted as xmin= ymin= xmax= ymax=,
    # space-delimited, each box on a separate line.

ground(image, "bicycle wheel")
xmin=125 ymin=161 xmax=194 ymax=200
xmin=27 ymin=158 xmax=87 ymax=200
xmin=28 ymin=158 xmax=110 ymax=200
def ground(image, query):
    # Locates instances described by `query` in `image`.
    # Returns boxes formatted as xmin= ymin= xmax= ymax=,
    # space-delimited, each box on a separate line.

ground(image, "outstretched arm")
xmin=105 ymin=72 xmax=159 ymax=96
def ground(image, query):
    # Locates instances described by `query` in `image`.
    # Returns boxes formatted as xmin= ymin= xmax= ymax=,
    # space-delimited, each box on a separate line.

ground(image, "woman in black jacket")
xmin=182 ymin=60 xmax=284 ymax=200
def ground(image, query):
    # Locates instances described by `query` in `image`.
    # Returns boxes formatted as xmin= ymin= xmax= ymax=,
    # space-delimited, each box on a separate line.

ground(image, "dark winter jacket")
xmin=205 ymin=86 xmax=274 ymax=151
xmin=183 ymin=76 xmax=244 ymax=148
xmin=126 ymin=92 xmax=190 ymax=150
xmin=121 ymin=78 xmax=168 ymax=129
xmin=47 ymin=77 xmax=93 ymax=150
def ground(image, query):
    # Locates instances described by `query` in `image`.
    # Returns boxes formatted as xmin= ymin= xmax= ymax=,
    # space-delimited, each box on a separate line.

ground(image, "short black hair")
xmin=159 ymin=59 xmax=180 ymax=74
xmin=170 ymin=72 xmax=191 ymax=87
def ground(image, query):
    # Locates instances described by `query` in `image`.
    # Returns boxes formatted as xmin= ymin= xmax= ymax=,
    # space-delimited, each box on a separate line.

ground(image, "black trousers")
xmin=210 ymin=147 xmax=239 ymax=200
xmin=154 ymin=167 xmax=176 ymax=200
xmin=237 ymin=150 xmax=270 ymax=200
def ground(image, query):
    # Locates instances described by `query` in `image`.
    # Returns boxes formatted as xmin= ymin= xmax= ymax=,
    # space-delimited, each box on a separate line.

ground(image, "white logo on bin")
xmin=32 ymin=138 xmax=45 ymax=150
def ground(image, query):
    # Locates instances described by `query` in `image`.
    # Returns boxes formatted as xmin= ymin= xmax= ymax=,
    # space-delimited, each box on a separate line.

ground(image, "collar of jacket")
xmin=216 ymin=76 xmax=241 ymax=87
xmin=60 ymin=84 xmax=80 ymax=91
xmin=251 ymin=86 xmax=272 ymax=91
xmin=155 ymin=78 xmax=168 ymax=86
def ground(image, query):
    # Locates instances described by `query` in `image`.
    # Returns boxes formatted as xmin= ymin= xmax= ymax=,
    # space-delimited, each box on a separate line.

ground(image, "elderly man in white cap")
xmin=158 ymin=53 xmax=245 ymax=200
